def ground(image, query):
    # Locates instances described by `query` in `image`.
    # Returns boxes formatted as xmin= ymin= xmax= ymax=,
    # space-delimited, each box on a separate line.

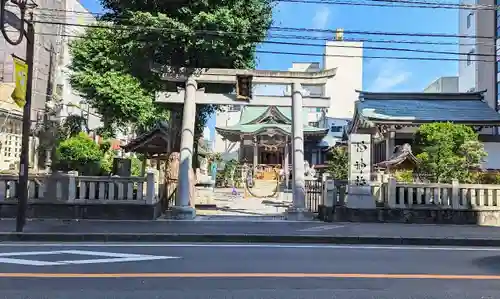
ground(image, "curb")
xmin=0 ymin=233 xmax=499 ymax=247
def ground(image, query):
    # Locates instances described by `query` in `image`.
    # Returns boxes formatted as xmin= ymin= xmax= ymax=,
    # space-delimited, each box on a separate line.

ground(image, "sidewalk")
xmin=1 ymin=218 xmax=500 ymax=246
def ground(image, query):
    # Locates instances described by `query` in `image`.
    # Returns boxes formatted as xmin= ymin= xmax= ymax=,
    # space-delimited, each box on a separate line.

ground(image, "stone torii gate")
xmin=155 ymin=68 xmax=336 ymax=220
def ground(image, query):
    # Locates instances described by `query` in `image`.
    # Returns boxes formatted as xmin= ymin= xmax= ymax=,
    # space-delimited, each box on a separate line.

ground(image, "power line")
xmin=32 ymin=11 xmax=494 ymax=47
xmin=8 ymin=29 xmax=492 ymax=62
xmin=16 ymin=0 xmax=499 ymax=13
xmin=272 ymin=26 xmax=495 ymax=40
xmin=33 ymin=12 xmax=493 ymax=47
xmin=32 ymin=19 xmax=496 ymax=41
xmin=20 ymin=29 xmax=491 ymax=58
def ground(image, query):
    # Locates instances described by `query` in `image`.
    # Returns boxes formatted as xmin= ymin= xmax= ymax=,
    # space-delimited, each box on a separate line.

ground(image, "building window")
xmin=308 ymin=121 xmax=319 ymax=127
xmin=467 ymin=50 xmax=474 ymax=66
xmin=467 ymin=12 xmax=473 ymax=29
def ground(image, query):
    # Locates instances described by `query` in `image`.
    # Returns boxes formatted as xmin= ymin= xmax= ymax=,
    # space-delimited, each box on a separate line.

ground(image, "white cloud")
xmin=368 ymin=60 xmax=411 ymax=92
xmin=312 ymin=6 xmax=331 ymax=30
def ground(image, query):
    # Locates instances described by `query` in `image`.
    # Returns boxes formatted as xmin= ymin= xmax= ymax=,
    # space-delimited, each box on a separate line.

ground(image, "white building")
xmin=458 ymin=0 xmax=500 ymax=168
xmin=55 ymin=0 xmax=102 ymax=132
xmin=458 ymin=0 xmax=497 ymax=120
xmin=213 ymin=39 xmax=363 ymax=160
xmin=214 ymin=106 xmax=241 ymax=160
xmin=423 ymin=76 xmax=459 ymax=93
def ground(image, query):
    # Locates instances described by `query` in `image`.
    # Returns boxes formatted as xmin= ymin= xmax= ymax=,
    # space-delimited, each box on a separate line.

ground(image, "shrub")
xmin=53 ymin=132 xmax=104 ymax=175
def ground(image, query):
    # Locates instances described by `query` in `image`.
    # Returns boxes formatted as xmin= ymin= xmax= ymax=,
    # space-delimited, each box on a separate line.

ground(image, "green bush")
xmin=393 ymin=170 xmax=414 ymax=183
xmin=53 ymin=132 xmax=104 ymax=175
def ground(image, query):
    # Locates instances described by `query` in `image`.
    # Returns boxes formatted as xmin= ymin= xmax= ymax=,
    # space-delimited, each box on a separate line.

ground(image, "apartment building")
xmin=423 ymin=76 xmax=459 ymax=93
xmin=458 ymin=0 xmax=497 ymax=125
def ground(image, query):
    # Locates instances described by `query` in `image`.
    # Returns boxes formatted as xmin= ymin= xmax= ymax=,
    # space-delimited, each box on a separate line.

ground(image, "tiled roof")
xmin=356 ymin=91 xmax=500 ymax=124
xmin=216 ymin=123 xmax=327 ymax=135
xmin=216 ymin=105 xmax=327 ymax=141
xmin=238 ymin=106 xmax=306 ymax=124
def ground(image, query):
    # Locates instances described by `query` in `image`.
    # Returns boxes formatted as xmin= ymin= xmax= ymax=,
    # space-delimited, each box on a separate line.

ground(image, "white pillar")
xmin=253 ymin=137 xmax=258 ymax=168
xmin=173 ymin=77 xmax=197 ymax=218
xmin=284 ymin=137 xmax=289 ymax=189
xmin=286 ymin=82 xmax=311 ymax=220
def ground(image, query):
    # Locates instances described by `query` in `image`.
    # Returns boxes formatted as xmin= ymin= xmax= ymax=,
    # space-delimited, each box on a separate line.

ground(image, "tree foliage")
xmin=413 ymin=122 xmax=487 ymax=183
xmin=69 ymin=0 xmax=274 ymax=137
xmin=326 ymin=146 xmax=348 ymax=180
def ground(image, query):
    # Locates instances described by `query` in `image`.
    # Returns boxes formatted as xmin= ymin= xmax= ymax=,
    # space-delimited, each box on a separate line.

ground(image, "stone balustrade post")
xmin=145 ymin=170 xmax=156 ymax=204
xmin=67 ymin=171 xmax=77 ymax=203
xmin=386 ymin=177 xmax=397 ymax=208
xmin=451 ymin=179 xmax=460 ymax=209
xmin=323 ymin=180 xmax=336 ymax=222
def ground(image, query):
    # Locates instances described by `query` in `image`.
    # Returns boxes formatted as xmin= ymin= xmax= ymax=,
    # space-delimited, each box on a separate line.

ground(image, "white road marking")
xmin=298 ymin=225 xmax=344 ymax=232
xmin=0 ymin=249 xmax=181 ymax=266
xmin=0 ymin=257 xmax=63 ymax=266
xmin=0 ymin=243 xmax=499 ymax=251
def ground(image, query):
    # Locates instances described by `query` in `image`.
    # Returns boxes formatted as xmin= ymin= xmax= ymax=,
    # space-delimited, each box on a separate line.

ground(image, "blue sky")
xmin=80 ymin=0 xmax=459 ymax=139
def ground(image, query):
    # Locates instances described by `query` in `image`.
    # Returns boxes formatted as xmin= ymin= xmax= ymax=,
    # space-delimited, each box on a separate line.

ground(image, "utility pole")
xmin=16 ymin=19 xmax=34 ymax=232
xmin=1 ymin=0 xmax=37 ymax=232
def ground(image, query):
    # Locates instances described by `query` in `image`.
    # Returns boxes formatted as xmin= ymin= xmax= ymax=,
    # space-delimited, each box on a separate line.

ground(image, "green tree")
xmin=413 ymin=122 xmax=487 ymax=183
xmin=69 ymin=0 xmax=273 ymax=138
xmin=326 ymin=146 xmax=348 ymax=180
xmin=53 ymin=132 xmax=104 ymax=175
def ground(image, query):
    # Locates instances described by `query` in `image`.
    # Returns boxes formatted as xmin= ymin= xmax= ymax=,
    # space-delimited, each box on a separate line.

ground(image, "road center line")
xmin=0 ymin=272 xmax=499 ymax=279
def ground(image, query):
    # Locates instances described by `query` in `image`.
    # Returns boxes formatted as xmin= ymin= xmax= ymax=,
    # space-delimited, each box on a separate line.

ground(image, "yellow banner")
xmin=11 ymin=56 xmax=28 ymax=108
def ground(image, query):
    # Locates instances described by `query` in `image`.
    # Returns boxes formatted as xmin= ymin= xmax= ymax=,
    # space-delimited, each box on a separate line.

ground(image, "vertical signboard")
xmin=347 ymin=134 xmax=375 ymax=208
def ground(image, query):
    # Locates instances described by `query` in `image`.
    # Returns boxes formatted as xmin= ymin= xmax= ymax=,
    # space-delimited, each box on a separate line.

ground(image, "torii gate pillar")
xmin=170 ymin=76 xmax=198 ymax=219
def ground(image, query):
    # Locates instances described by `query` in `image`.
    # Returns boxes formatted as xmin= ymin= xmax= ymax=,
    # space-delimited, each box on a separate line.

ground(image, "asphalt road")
xmin=0 ymin=243 xmax=500 ymax=298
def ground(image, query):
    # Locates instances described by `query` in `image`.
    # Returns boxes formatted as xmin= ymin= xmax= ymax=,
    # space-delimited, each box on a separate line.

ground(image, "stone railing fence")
xmin=321 ymin=175 xmax=500 ymax=210
xmin=0 ymin=171 xmax=159 ymax=204
xmin=387 ymin=178 xmax=500 ymax=210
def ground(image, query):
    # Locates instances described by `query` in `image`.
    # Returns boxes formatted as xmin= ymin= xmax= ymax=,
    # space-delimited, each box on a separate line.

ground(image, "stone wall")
xmin=333 ymin=206 xmax=500 ymax=226
xmin=0 ymin=201 xmax=162 ymax=220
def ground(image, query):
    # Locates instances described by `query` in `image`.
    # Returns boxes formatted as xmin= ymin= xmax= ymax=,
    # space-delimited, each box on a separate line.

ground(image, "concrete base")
xmin=170 ymin=206 xmax=197 ymax=220
xmin=0 ymin=201 xmax=162 ymax=220
xmin=334 ymin=206 xmax=500 ymax=226
xmin=346 ymin=193 xmax=376 ymax=209
xmin=285 ymin=208 xmax=314 ymax=221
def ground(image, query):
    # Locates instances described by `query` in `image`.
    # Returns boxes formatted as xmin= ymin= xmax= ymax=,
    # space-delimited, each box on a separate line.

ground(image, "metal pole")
xmin=16 ymin=20 xmax=34 ymax=232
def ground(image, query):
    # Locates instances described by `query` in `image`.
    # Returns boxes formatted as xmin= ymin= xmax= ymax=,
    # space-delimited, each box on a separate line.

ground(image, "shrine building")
xmin=215 ymin=106 xmax=329 ymax=168
xmin=348 ymin=91 xmax=500 ymax=170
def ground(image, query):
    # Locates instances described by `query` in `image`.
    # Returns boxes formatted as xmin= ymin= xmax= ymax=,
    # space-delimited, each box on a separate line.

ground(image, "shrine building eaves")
xmin=350 ymin=89 xmax=500 ymax=128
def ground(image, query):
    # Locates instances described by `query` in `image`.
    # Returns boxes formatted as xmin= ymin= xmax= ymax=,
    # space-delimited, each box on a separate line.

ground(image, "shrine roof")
xmin=375 ymin=143 xmax=419 ymax=169
xmin=122 ymin=121 xmax=170 ymax=154
xmin=353 ymin=90 xmax=500 ymax=127
xmin=238 ymin=106 xmax=298 ymax=125
xmin=216 ymin=106 xmax=328 ymax=141
xmin=216 ymin=123 xmax=328 ymax=138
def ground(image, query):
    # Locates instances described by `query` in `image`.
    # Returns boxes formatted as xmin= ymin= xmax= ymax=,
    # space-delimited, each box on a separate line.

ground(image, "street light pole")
xmin=1 ymin=0 xmax=37 ymax=232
